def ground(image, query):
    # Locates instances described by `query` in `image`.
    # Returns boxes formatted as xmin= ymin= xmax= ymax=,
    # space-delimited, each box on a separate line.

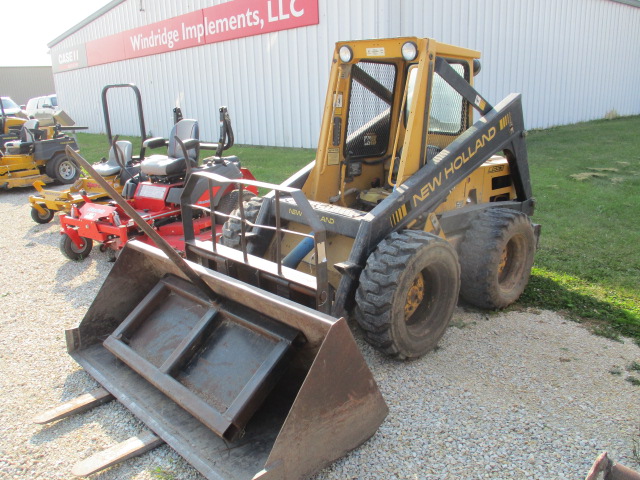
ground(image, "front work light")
xmin=401 ymin=42 xmax=418 ymax=61
xmin=339 ymin=45 xmax=353 ymax=63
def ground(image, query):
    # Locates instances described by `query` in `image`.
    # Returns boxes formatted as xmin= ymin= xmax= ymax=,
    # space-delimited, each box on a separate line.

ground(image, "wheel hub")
xmin=404 ymin=273 xmax=425 ymax=320
xmin=59 ymin=161 xmax=76 ymax=180
xmin=498 ymin=246 xmax=508 ymax=277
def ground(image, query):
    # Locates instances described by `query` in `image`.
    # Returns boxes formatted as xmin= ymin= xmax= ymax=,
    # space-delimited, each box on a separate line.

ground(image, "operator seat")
xmin=93 ymin=140 xmax=134 ymax=177
xmin=5 ymin=119 xmax=42 ymax=154
xmin=140 ymin=119 xmax=199 ymax=177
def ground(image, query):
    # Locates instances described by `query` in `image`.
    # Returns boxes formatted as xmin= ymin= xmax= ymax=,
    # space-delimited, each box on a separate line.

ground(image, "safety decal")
xmin=327 ymin=148 xmax=340 ymax=165
xmin=333 ymin=92 xmax=343 ymax=114
xmin=499 ymin=113 xmax=513 ymax=131
xmin=366 ymin=47 xmax=385 ymax=57
xmin=390 ymin=203 xmax=409 ymax=227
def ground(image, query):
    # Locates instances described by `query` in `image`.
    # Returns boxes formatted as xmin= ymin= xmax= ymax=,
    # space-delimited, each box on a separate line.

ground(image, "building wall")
xmin=50 ymin=0 xmax=640 ymax=147
xmin=0 ymin=67 xmax=55 ymax=106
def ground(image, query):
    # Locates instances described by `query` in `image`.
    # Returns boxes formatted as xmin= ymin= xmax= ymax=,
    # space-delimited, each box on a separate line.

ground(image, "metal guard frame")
xmin=181 ymin=172 xmax=331 ymax=313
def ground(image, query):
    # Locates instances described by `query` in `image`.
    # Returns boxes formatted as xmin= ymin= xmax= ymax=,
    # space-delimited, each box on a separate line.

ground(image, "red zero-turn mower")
xmin=59 ymin=107 xmax=256 ymax=261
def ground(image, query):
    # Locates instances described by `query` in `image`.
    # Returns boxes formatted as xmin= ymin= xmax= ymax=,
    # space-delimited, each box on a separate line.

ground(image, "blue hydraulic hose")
xmin=282 ymin=235 xmax=315 ymax=269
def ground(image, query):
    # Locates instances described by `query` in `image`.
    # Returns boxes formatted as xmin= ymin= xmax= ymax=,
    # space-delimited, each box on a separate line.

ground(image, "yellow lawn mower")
xmin=28 ymin=84 xmax=148 ymax=224
xmin=0 ymin=117 xmax=82 ymax=190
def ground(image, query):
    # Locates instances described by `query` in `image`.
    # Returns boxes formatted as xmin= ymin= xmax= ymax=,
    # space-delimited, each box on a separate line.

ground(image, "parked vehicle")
xmin=0 ymin=97 xmax=27 ymax=118
xmin=0 ymin=100 xmax=81 ymax=189
xmin=25 ymin=94 xmax=58 ymax=123
xmin=0 ymin=100 xmax=26 ymax=149
xmin=28 ymin=84 xmax=146 ymax=223
xmin=58 ymin=104 xmax=256 ymax=261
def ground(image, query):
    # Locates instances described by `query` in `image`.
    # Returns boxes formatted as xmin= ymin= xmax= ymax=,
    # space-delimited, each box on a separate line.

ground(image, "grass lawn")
xmin=521 ymin=115 xmax=640 ymax=343
xmin=74 ymin=133 xmax=315 ymax=186
xmin=73 ymin=116 xmax=640 ymax=343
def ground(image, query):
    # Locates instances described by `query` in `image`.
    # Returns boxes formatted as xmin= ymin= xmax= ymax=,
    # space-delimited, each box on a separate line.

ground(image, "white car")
xmin=25 ymin=94 xmax=58 ymax=121
xmin=1 ymin=97 xmax=27 ymax=117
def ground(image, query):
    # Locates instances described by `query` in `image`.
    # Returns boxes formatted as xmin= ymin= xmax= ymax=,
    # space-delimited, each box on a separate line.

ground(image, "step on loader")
xmin=37 ymin=37 xmax=538 ymax=479
xmin=0 ymin=101 xmax=85 ymax=190
xmin=28 ymin=84 xmax=147 ymax=224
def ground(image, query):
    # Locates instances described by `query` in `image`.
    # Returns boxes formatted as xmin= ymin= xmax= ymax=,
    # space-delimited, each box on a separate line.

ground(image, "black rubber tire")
xmin=355 ymin=230 xmax=461 ymax=360
xmin=31 ymin=206 xmax=54 ymax=224
xmin=106 ymin=247 xmax=119 ymax=263
xmin=48 ymin=153 xmax=79 ymax=184
xmin=215 ymin=189 xmax=255 ymax=225
xmin=458 ymin=208 xmax=535 ymax=309
xmin=220 ymin=197 xmax=263 ymax=249
xmin=59 ymin=234 xmax=93 ymax=261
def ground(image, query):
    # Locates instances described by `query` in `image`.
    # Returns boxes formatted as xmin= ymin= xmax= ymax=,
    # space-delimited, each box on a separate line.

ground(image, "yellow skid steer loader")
xmin=37 ymin=37 xmax=539 ymax=479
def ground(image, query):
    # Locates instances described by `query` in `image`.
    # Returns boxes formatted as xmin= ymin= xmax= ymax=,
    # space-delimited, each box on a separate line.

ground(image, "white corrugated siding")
xmin=51 ymin=0 xmax=640 ymax=147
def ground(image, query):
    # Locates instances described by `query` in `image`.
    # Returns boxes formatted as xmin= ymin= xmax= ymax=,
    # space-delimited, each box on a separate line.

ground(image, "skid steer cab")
xmin=58 ymin=105 xmax=257 ymax=262
xmin=0 ymin=102 xmax=85 ymax=190
xmin=36 ymin=37 xmax=537 ymax=480
xmin=28 ymin=84 xmax=148 ymax=224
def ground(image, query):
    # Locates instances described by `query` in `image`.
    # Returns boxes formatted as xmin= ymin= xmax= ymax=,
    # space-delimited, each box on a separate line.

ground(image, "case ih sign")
xmin=52 ymin=0 xmax=319 ymax=73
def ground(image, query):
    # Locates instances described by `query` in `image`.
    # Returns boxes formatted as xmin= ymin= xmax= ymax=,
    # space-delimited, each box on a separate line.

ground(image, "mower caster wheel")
xmin=221 ymin=196 xmax=263 ymax=250
xmin=107 ymin=248 xmax=120 ymax=262
xmin=31 ymin=206 xmax=54 ymax=224
xmin=215 ymin=189 xmax=255 ymax=225
xmin=60 ymin=234 xmax=93 ymax=261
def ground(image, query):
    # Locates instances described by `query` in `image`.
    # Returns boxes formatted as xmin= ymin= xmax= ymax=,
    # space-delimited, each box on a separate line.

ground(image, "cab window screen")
xmin=345 ymin=61 xmax=397 ymax=158
xmin=429 ymin=63 xmax=467 ymax=134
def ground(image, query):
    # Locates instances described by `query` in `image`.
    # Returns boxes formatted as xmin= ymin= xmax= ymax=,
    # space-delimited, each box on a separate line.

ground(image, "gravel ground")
xmin=1 ymin=185 xmax=639 ymax=480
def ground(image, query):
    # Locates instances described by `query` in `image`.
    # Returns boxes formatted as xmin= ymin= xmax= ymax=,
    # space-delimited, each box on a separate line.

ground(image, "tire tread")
xmin=355 ymin=230 xmax=460 ymax=359
xmin=459 ymin=208 xmax=535 ymax=309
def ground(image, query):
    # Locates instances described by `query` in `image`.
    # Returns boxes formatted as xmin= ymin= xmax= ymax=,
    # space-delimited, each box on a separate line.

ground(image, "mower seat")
xmin=94 ymin=141 xmax=133 ymax=177
xmin=5 ymin=119 xmax=41 ymax=154
xmin=141 ymin=119 xmax=199 ymax=177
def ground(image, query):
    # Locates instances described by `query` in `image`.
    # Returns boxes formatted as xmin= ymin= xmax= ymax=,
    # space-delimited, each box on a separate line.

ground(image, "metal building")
xmin=49 ymin=0 xmax=640 ymax=148
xmin=0 ymin=67 xmax=55 ymax=106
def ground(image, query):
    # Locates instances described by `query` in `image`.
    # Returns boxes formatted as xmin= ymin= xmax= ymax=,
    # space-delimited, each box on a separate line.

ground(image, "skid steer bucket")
xmin=65 ymin=240 xmax=387 ymax=479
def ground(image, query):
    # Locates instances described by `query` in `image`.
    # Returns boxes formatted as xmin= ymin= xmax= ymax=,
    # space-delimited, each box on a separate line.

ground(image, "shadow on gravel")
xmin=0 ymin=184 xmax=67 ymax=212
xmin=91 ymin=447 xmax=176 ymax=480
xmin=52 ymin=256 xmax=113 ymax=309
xmin=59 ymin=369 xmax=102 ymax=403
xmin=30 ymin=369 xmax=167 ymax=479
xmin=30 ymin=405 xmax=161 ymax=480
xmin=519 ymin=274 xmax=640 ymax=342
xmin=22 ymin=220 xmax=59 ymax=243
xmin=0 ymin=189 xmax=34 ymax=212
xmin=30 ymin=370 xmax=127 ymax=441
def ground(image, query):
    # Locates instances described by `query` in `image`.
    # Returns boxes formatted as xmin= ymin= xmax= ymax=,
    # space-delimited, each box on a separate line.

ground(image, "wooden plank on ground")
xmin=71 ymin=430 xmax=164 ymax=477
xmin=33 ymin=387 xmax=113 ymax=425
